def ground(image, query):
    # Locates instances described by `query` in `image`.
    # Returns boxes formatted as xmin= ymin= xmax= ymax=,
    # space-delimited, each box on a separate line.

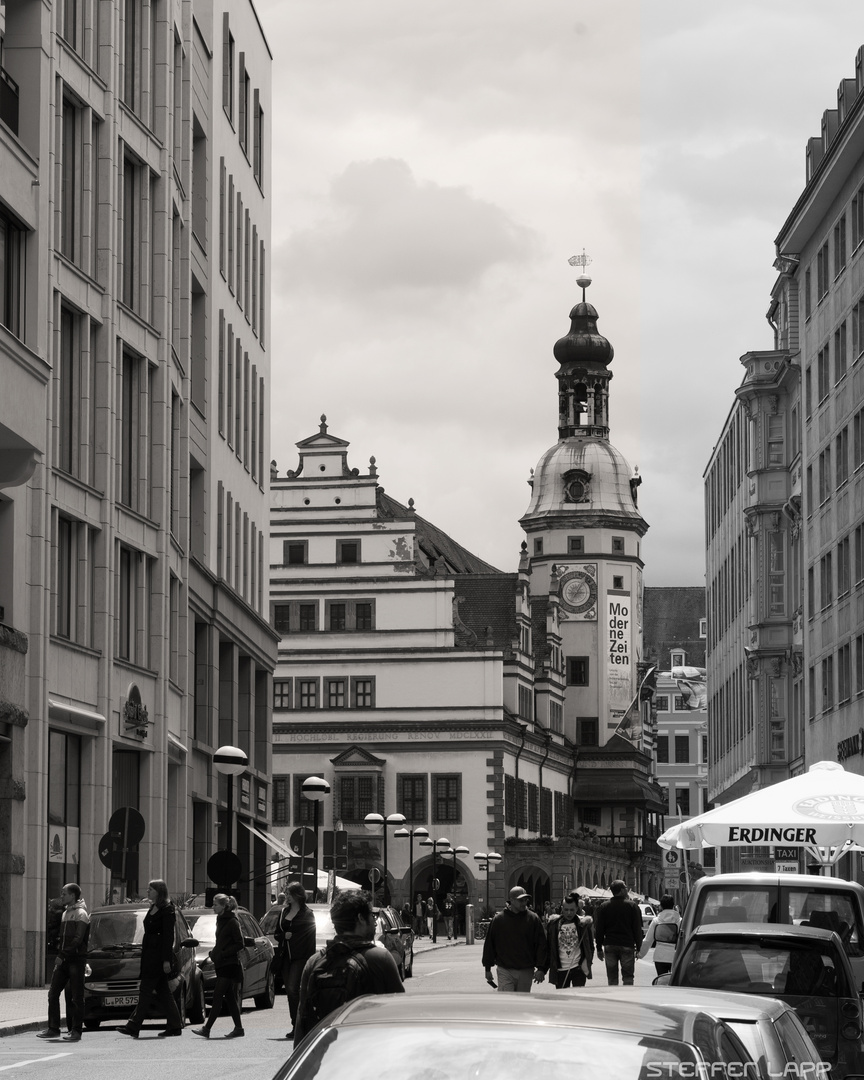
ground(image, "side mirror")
xmin=181 ymin=938 xmax=199 ymax=949
xmin=653 ymin=973 xmax=671 ymax=986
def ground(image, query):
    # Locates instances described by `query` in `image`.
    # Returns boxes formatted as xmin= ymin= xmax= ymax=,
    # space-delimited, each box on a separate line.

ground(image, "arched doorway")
xmin=509 ymin=865 xmax=550 ymax=912
xmin=414 ymin=858 xmax=472 ymax=936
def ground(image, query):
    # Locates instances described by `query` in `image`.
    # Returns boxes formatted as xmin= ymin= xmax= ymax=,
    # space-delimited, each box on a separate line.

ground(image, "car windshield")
xmin=88 ymin=910 xmax=146 ymax=949
xmin=260 ymin=909 xmax=280 ymax=935
xmin=678 ymin=939 xmax=846 ymax=998
xmin=184 ymin=913 xmax=216 ymax=945
xmin=282 ymin=1025 xmax=705 ymax=1080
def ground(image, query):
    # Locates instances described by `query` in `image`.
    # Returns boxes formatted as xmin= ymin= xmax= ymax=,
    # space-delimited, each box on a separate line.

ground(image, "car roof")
xmin=691 ymin=873 xmax=863 ymax=889
xmin=689 ymin=922 xmax=838 ymax=943
xmin=322 ymin=991 xmax=754 ymax=1041
xmin=590 ymin=986 xmax=797 ymax=1022
xmin=182 ymin=905 xmax=253 ymax=916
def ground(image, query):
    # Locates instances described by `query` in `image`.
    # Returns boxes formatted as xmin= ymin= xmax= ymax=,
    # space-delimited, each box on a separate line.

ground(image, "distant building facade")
xmin=0 ymin=1 xmax=276 ymax=987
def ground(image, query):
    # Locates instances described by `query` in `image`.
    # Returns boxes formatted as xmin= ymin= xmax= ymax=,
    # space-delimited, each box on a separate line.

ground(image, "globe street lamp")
xmin=302 ymin=776 xmax=331 ymax=899
xmin=393 ymin=826 xmax=428 ymax=930
xmin=419 ymin=836 xmax=450 ymax=943
xmin=473 ymin=851 xmax=503 ymax=915
xmin=213 ymin=745 xmax=248 ymax=859
xmin=441 ymin=844 xmax=469 ymax=939
xmin=364 ymin=812 xmax=406 ymax=905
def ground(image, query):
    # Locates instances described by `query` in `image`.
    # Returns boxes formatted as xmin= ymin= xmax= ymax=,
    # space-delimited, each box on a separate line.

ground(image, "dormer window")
xmin=563 ymin=469 xmax=591 ymax=504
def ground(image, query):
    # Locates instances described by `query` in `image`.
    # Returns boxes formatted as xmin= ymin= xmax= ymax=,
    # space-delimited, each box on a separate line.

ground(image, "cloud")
xmin=275 ymin=158 xmax=538 ymax=297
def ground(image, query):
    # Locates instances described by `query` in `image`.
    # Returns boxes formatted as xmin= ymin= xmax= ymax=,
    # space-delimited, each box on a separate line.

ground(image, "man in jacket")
xmin=594 ymin=879 xmax=643 ymax=986
xmin=294 ymin=890 xmax=403 ymax=1043
xmin=38 ymin=883 xmax=90 ymax=1042
xmin=481 ymin=886 xmax=547 ymax=992
xmin=544 ymin=892 xmax=594 ymax=988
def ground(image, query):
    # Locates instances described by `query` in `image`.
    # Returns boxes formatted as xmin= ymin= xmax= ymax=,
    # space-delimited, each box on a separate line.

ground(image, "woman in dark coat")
xmin=275 ymin=881 xmax=317 ymax=1040
xmin=118 ymin=879 xmax=183 ymax=1037
xmin=191 ymin=894 xmax=245 ymax=1038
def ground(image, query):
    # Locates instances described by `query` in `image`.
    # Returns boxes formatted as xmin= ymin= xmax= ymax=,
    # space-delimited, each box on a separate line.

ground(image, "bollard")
xmin=465 ymin=903 xmax=475 ymax=945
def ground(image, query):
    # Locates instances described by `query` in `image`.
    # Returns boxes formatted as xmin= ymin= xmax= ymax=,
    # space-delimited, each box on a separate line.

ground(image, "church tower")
xmin=520 ymin=272 xmax=649 ymax=750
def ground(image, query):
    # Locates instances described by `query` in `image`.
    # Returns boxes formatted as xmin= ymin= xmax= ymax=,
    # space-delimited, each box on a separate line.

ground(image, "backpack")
xmin=303 ymin=942 xmax=373 ymax=1025
xmin=654 ymin=920 xmax=679 ymax=945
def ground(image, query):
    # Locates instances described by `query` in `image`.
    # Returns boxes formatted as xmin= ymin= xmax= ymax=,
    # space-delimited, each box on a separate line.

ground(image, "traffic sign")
xmin=290 ymin=827 xmax=317 ymax=856
xmin=208 ymin=849 xmax=242 ymax=886
xmin=369 ymin=867 xmax=381 ymax=884
xmin=664 ymin=850 xmax=680 ymax=865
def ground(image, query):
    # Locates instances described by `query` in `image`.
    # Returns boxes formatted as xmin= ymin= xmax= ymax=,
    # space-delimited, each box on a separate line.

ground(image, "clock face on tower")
xmin=559 ymin=569 xmax=598 ymax=615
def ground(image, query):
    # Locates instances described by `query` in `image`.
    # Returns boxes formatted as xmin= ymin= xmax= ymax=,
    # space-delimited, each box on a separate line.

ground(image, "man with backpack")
xmin=293 ymin=890 xmax=403 ymax=1043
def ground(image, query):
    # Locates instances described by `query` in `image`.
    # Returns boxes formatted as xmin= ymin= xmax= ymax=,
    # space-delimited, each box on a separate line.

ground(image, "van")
xmin=678 ymin=873 xmax=864 ymax=988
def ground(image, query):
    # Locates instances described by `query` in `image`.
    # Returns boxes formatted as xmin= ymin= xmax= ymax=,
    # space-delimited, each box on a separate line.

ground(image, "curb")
xmin=0 ymin=1020 xmax=46 ymax=1038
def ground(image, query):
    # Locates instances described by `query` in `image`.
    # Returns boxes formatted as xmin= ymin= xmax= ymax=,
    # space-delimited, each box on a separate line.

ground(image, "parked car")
xmin=664 ymin=922 xmax=864 ymax=1079
xmin=272 ymin=991 xmax=757 ymax=1080
xmin=82 ymin=903 xmax=205 ymax=1029
xmin=676 ymin=872 xmax=864 ymax=984
xmin=593 ymin=986 xmax=824 ymax=1080
xmin=183 ymin=906 xmax=276 ymax=1009
xmin=637 ymin=902 xmax=657 ymax=930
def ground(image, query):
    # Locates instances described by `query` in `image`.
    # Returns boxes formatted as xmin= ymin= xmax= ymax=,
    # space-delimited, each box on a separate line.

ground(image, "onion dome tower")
xmin=520 ymin=267 xmax=649 ymax=751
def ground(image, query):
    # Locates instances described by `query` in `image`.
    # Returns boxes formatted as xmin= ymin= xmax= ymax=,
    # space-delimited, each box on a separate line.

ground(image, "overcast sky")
xmin=255 ymin=0 xmax=862 ymax=585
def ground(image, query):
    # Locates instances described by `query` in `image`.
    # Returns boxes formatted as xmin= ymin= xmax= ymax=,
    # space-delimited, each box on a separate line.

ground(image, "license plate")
xmin=103 ymin=995 xmax=138 ymax=1007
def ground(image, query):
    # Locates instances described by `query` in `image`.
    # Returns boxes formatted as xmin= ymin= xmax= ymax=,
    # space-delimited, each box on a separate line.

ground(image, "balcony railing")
xmin=0 ymin=67 xmax=19 ymax=136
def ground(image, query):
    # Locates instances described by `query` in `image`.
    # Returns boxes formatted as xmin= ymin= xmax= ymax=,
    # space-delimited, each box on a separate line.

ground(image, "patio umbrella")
xmin=658 ymin=760 xmax=864 ymax=867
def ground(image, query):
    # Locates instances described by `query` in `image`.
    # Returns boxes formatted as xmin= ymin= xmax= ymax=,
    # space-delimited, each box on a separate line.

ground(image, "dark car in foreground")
xmin=664 ymin=922 xmax=863 ymax=1078
xmin=272 ymin=991 xmax=756 ymax=1080
xmin=83 ymin=903 xmax=204 ymax=1029
xmin=183 ymin=906 xmax=276 ymax=1009
xmin=593 ymin=985 xmax=824 ymax=1080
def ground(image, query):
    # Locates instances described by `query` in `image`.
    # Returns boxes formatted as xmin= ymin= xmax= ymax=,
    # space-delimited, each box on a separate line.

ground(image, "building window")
xmin=549 ymin=701 xmax=563 ymax=733
xmin=839 ymin=644 xmax=852 ymax=704
xmin=675 ymin=788 xmax=690 ymax=816
xmin=116 ymin=544 xmax=152 ymax=667
xmin=836 ymin=427 xmax=849 ymax=487
xmin=272 ymin=776 xmax=289 ymax=825
xmin=612 ymin=537 xmax=624 ymax=553
xmin=656 ymin=735 xmax=669 ymax=763
xmin=612 ymin=575 xmax=624 ymax=590
xmin=768 ymin=532 xmax=785 ymax=616
xmin=518 ymin=684 xmax=533 ymax=721
xmin=327 ymin=603 xmax=346 ymax=631
xmin=253 ymin=95 xmax=264 ymax=187
xmin=820 ymin=553 xmax=833 ymax=610
xmin=322 ymin=599 xmax=375 ymax=632
xmin=576 ymin=717 xmax=598 ymax=746
xmin=581 ymin=806 xmax=601 ymax=827
xmin=818 ymin=447 xmax=832 ymax=505
xmin=816 ymin=241 xmax=829 ymax=300
xmin=527 ymin=782 xmax=539 ymax=832
xmin=222 ymin=14 xmax=234 ymax=122
xmin=533 ymin=538 xmax=543 ymax=555
xmin=238 ymin=55 xmax=249 ymax=151
xmin=292 ymin=774 xmax=317 ymax=825
xmin=855 ymin=525 xmax=864 ymax=586
xmin=299 ymin=603 xmax=317 ymax=632
xmin=654 ymin=695 xmax=669 ymax=712
xmin=46 ymin=731 xmax=82 ymax=900
xmin=339 ymin=775 xmax=375 ymax=824
xmin=822 ymin=656 xmax=834 ymax=711
xmin=568 ymin=536 xmax=584 ymax=555
xmin=838 ymin=537 xmax=851 ymax=597
xmin=566 ymin=656 xmax=589 ymax=686
xmin=325 ymin=679 xmax=346 ymax=709
xmin=817 ymin=346 xmax=830 ymax=402
xmin=673 ymin=695 xmax=687 ymax=711
xmin=397 ymin=774 xmax=426 ymax=823
xmin=336 ymin=539 xmax=361 ymax=565
xmin=674 ymin=735 xmax=689 ymax=764
xmin=284 ymin=540 xmax=308 ymax=566
xmin=432 ymin=774 xmax=460 ymax=824
xmin=766 ymin=414 xmax=784 ymax=466
xmin=834 ymin=214 xmax=847 ymax=277
xmin=835 ymin=323 xmax=848 ymax=383
xmin=0 ymin=207 xmax=25 ymax=340
xmin=854 ymin=187 xmax=864 ymax=251
xmin=356 ymin=602 xmax=374 ymax=630
xmin=121 ymin=152 xmax=142 ymax=311
xmin=297 ymin=679 xmax=318 ymax=709
xmin=856 ymin=635 xmax=864 ymax=696
xmin=351 ymin=677 xmax=375 ymax=709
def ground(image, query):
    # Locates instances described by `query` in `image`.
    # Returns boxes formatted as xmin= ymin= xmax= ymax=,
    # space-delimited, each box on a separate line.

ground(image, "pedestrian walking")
xmin=273 ymin=881 xmax=316 ymax=1040
xmin=638 ymin=894 xmax=681 ymax=977
xmin=481 ymin=885 xmax=547 ymax=992
xmin=117 ymin=879 xmax=184 ymax=1038
xmin=37 ymin=883 xmax=90 ymax=1042
xmin=594 ymin=879 xmax=643 ymax=986
xmin=544 ymin=891 xmax=594 ymax=988
xmin=425 ymin=894 xmax=438 ymax=938
xmin=443 ymin=894 xmax=456 ymax=939
xmin=413 ymin=893 xmax=425 ymax=937
xmin=294 ymin=890 xmax=403 ymax=1043
xmin=191 ymin=894 xmax=246 ymax=1039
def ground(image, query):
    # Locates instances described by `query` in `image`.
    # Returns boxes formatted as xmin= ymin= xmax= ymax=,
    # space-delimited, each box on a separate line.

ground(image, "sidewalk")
xmin=0 ymin=937 xmax=462 ymax=1037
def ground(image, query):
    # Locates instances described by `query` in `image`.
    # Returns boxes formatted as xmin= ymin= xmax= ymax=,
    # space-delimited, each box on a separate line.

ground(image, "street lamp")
xmin=419 ymin=836 xmax=450 ymax=943
xmin=441 ymin=844 xmax=469 ymax=939
xmin=364 ymin=812 xmax=406 ymax=905
xmin=393 ymin=826 xmax=428 ymax=928
xmin=473 ymin=851 xmax=502 ymax=915
xmin=302 ymin=776 xmax=331 ymax=899
xmin=213 ymin=745 xmax=248 ymax=859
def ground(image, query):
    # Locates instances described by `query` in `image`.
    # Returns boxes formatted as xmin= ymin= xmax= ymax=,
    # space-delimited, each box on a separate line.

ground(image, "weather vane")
xmin=568 ymin=249 xmax=592 ymax=300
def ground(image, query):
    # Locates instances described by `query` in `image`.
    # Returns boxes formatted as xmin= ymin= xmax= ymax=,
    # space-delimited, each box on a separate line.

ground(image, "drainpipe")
xmin=538 ymin=729 xmax=551 ymax=836
xmin=514 ymin=722 xmax=528 ymax=838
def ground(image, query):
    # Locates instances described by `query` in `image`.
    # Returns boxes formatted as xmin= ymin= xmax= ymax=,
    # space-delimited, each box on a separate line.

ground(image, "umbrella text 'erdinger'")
xmin=726 ymin=827 xmax=818 ymax=844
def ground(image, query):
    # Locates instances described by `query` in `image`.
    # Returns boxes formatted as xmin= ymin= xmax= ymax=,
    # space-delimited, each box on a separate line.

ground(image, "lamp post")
xmin=419 ymin=836 xmax=450 ymax=943
xmin=214 ymin=745 xmax=248 ymax=859
xmin=393 ymin=825 xmax=428 ymax=930
xmin=302 ymin=776 xmax=331 ymax=899
xmin=364 ymin=812 xmax=406 ymax=905
xmin=473 ymin=851 xmax=503 ymax=915
xmin=441 ymin=844 xmax=469 ymax=938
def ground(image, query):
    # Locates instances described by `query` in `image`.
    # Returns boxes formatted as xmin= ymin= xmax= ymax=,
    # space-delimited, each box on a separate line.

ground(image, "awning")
xmin=167 ymin=732 xmax=187 ymax=762
xmin=48 ymin=698 xmax=105 ymax=730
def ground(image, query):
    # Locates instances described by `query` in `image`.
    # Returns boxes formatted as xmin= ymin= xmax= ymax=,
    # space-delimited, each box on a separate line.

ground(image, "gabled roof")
xmin=376 ymin=489 xmax=502 ymax=575
xmin=330 ymin=745 xmax=387 ymax=768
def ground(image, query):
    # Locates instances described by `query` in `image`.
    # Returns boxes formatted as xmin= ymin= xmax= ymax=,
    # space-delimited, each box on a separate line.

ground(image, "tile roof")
xmin=376 ymin=489 xmax=502 ymax=575
xmin=453 ymin=575 xmax=519 ymax=649
xmin=643 ymin=586 xmax=706 ymax=668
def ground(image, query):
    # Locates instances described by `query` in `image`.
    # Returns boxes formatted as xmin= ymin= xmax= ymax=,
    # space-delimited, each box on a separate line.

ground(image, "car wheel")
xmin=84 ymin=1019 xmax=101 ymax=1031
xmin=187 ymin=974 xmax=206 ymax=1024
xmin=254 ymin=969 xmax=276 ymax=1010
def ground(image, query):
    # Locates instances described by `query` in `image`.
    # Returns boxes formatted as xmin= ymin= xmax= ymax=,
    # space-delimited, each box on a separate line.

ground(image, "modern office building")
xmin=0 ymin=0 xmax=276 ymax=987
